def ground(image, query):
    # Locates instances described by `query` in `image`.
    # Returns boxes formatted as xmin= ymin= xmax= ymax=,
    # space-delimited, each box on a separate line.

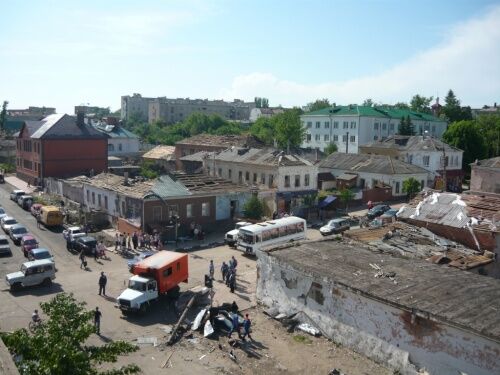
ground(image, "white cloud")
xmin=220 ymin=5 xmax=500 ymax=107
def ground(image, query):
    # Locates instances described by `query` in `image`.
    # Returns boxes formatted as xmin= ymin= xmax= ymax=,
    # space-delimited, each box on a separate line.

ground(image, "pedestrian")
xmin=231 ymin=256 xmax=238 ymax=270
xmin=94 ymin=307 xmax=102 ymax=335
xmin=231 ymin=300 xmax=239 ymax=314
xmin=228 ymin=270 xmax=236 ymax=293
xmin=97 ymin=241 xmax=106 ymax=259
xmin=144 ymin=233 xmax=151 ymax=249
xmin=139 ymin=232 xmax=144 ymax=249
xmin=221 ymin=261 xmax=228 ymax=282
xmin=228 ymin=312 xmax=240 ymax=338
xmin=79 ymin=251 xmax=86 ymax=269
xmin=121 ymin=233 xmax=126 ymax=252
xmin=132 ymin=232 xmax=137 ymax=250
xmin=241 ymin=314 xmax=252 ymax=340
xmin=27 ymin=179 xmax=31 ymax=188
xmin=127 ymin=234 xmax=132 ymax=251
xmin=36 ymin=212 xmax=42 ymax=228
xmin=92 ymin=244 xmax=98 ymax=261
xmin=98 ymin=271 xmax=107 ymax=296
xmin=209 ymin=260 xmax=214 ymax=279
xmin=114 ymin=233 xmax=119 ymax=251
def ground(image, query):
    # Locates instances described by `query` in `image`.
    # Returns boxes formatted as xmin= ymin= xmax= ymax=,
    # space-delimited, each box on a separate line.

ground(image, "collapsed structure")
xmin=256 ymin=239 xmax=500 ymax=375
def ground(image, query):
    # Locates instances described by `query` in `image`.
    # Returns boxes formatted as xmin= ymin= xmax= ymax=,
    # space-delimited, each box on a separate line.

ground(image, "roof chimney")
xmin=77 ymin=112 xmax=85 ymax=126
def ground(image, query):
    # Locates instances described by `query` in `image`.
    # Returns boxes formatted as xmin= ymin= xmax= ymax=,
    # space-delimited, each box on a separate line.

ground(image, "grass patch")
xmin=293 ymin=334 xmax=312 ymax=344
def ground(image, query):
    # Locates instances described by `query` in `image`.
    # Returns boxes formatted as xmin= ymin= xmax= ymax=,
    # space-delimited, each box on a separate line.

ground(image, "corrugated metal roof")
xmin=215 ymin=147 xmax=313 ymax=167
xmin=31 ymin=114 xmax=107 ymax=139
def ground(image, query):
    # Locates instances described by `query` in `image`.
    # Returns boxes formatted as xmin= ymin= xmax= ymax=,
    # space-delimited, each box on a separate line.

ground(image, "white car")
xmin=63 ymin=226 xmax=85 ymax=242
xmin=10 ymin=190 xmax=25 ymax=201
xmin=225 ymin=221 xmax=252 ymax=247
xmin=5 ymin=259 xmax=56 ymax=291
xmin=0 ymin=207 xmax=7 ymax=220
xmin=1 ymin=216 xmax=18 ymax=234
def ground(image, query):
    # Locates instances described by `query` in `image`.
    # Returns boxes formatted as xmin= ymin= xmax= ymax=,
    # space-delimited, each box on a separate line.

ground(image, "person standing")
xmin=139 ymin=232 xmax=144 ymax=249
xmin=126 ymin=233 xmax=132 ymax=251
xmin=241 ymin=314 xmax=252 ymax=340
xmin=94 ymin=307 xmax=102 ymax=335
xmin=121 ymin=233 xmax=126 ymax=252
xmin=98 ymin=272 xmax=107 ymax=296
xmin=228 ymin=269 xmax=236 ymax=293
xmin=228 ymin=312 xmax=240 ymax=338
xmin=221 ymin=261 xmax=228 ymax=282
xmin=79 ymin=251 xmax=86 ymax=269
xmin=114 ymin=233 xmax=119 ymax=251
xmin=231 ymin=256 xmax=238 ymax=270
xmin=132 ymin=232 xmax=138 ymax=250
xmin=36 ymin=212 xmax=42 ymax=228
xmin=209 ymin=260 xmax=214 ymax=279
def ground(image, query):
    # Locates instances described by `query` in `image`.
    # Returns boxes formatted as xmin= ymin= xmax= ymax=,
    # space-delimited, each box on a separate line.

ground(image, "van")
xmin=40 ymin=206 xmax=63 ymax=227
xmin=5 ymin=259 xmax=56 ymax=291
xmin=18 ymin=195 xmax=34 ymax=210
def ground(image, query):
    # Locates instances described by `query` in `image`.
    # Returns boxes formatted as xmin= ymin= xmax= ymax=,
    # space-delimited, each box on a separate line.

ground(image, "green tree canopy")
xmin=442 ymin=89 xmax=472 ymax=123
xmin=243 ymin=195 xmax=265 ymax=220
xmin=1 ymin=293 xmax=139 ymax=375
xmin=362 ymin=98 xmax=374 ymax=107
xmin=393 ymin=102 xmax=409 ymax=109
xmin=398 ymin=115 xmax=415 ymax=135
xmin=254 ymin=97 xmax=269 ymax=108
xmin=273 ymin=108 xmax=305 ymax=149
xmin=308 ymin=98 xmax=331 ymax=112
xmin=443 ymin=120 xmax=487 ymax=169
xmin=402 ymin=177 xmax=421 ymax=199
xmin=324 ymin=142 xmax=338 ymax=155
xmin=250 ymin=117 xmax=276 ymax=145
xmin=339 ymin=188 xmax=355 ymax=210
xmin=476 ymin=114 xmax=500 ymax=158
xmin=0 ymin=100 xmax=8 ymax=132
xmin=410 ymin=95 xmax=433 ymax=113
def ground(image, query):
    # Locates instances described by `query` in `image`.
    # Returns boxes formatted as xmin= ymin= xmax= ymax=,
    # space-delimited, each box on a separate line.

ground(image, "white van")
xmin=225 ymin=221 xmax=252 ymax=247
xmin=5 ymin=259 xmax=56 ymax=291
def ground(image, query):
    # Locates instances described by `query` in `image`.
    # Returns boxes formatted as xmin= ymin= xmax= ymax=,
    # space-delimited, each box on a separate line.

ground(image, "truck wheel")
xmin=42 ymin=278 xmax=52 ymax=287
xmin=139 ymin=303 xmax=147 ymax=314
xmin=10 ymin=283 xmax=22 ymax=292
xmin=167 ymin=286 xmax=180 ymax=299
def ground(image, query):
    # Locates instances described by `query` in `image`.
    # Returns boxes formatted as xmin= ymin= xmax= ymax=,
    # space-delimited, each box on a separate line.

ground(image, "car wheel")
xmin=10 ymin=282 xmax=22 ymax=292
xmin=42 ymin=278 xmax=52 ymax=287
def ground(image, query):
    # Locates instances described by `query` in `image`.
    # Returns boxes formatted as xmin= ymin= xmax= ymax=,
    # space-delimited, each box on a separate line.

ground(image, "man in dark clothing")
xmin=98 ymin=272 xmax=107 ymax=296
xmin=231 ymin=301 xmax=239 ymax=314
xmin=221 ymin=262 xmax=228 ymax=282
xmin=241 ymin=314 xmax=252 ymax=340
xmin=228 ymin=270 xmax=236 ymax=293
xmin=94 ymin=307 xmax=102 ymax=335
xmin=36 ymin=213 xmax=42 ymax=228
xmin=228 ymin=312 xmax=240 ymax=338
xmin=79 ymin=251 xmax=86 ymax=269
xmin=132 ymin=232 xmax=138 ymax=250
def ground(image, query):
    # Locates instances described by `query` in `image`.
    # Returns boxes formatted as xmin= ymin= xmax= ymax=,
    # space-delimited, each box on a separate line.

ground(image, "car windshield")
xmin=35 ymin=252 xmax=51 ymax=259
xmin=84 ymin=240 xmax=97 ymax=247
xmin=128 ymin=280 xmax=146 ymax=291
xmin=327 ymin=221 xmax=339 ymax=228
xmin=12 ymin=227 xmax=27 ymax=235
xmin=4 ymin=219 xmax=17 ymax=225
xmin=0 ymin=238 xmax=8 ymax=245
xmin=24 ymin=239 xmax=37 ymax=245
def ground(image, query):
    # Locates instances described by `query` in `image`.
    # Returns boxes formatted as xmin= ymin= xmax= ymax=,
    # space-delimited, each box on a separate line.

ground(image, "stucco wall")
xmin=471 ymin=167 xmax=500 ymax=193
xmin=256 ymin=251 xmax=500 ymax=375
xmin=215 ymin=192 xmax=250 ymax=220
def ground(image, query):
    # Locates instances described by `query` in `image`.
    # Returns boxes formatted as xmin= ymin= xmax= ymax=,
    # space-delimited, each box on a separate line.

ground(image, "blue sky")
xmin=1 ymin=0 xmax=499 ymax=113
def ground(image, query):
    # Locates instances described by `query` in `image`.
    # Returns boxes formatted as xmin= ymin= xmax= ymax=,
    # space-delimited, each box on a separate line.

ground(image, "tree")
xmin=1 ymin=293 xmax=139 ymax=375
xmin=274 ymin=108 xmax=305 ymax=150
xmin=362 ymin=98 xmax=374 ymax=107
xmin=443 ymin=120 xmax=487 ymax=170
xmin=0 ymin=100 xmax=8 ymax=132
xmin=339 ymin=188 xmax=355 ymax=211
xmin=403 ymin=177 xmax=421 ymax=199
xmin=476 ymin=114 xmax=500 ymax=158
xmin=410 ymin=95 xmax=433 ymax=113
xmin=250 ymin=117 xmax=276 ymax=145
xmin=394 ymin=102 xmax=409 ymax=109
xmin=308 ymin=98 xmax=330 ymax=112
xmin=324 ymin=142 xmax=338 ymax=155
xmin=442 ymin=89 xmax=472 ymax=123
xmin=254 ymin=97 xmax=269 ymax=108
xmin=243 ymin=195 xmax=265 ymax=220
xmin=398 ymin=115 xmax=415 ymax=135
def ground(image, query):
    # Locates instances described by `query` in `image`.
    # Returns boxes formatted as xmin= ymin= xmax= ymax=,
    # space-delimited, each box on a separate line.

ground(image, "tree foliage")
xmin=308 ymin=98 xmax=330 ymax=112
xmin=362 ymin=98 xmax=374 ymax=107
xmin=324 ymin=142 xmax=338 ymax=155
xmin=442 ymin=89 xmax=472 ymax=123
xmin=243 ymin=195 xmax=265 ymax=220
xmin=0 ymin=100 xmax=8 ymax=131
xmin=476 ymin=114 xmax=500 ymax=158
xmin=339 ymin=188 xmax=355 ymax=210
xmin=1 ymin=293 xmax=139 ymax=375
xmin=254 ymin=97 xmax=269 ymax=108
xmin=249 ymin=117 xmax=275 ymax=145
xmin=402 ymin=177 xmax=421 ymax=199
xmin=140 ymin=160 xmax=160 ymax=179
xmin=443 ymin=120 xmax=488 ymax=169
xmin=249 ymin=108 xmax=304 ymax=149
xmin=393 ymin=102 xmax=409 ymax=109
xmin=410 ymin=95 xmax=433 ymax=113
xmin=398 ymin=115 xmax=415 ymax=135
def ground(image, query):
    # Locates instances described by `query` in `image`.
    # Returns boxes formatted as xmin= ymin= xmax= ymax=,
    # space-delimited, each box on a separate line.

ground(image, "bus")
xmin=236 ymin=216 xmax=307 ymax=255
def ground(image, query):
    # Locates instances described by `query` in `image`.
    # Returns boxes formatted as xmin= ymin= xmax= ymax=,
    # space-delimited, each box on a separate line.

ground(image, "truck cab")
xmin=225 ymin=221 xmax=252 ymax=247
xmin=117 ymin=275 xmax=159 ymax=313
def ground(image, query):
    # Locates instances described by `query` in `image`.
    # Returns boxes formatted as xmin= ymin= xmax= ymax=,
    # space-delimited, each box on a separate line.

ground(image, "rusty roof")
xmin=264 ymin=239 xmax=500 ymax=341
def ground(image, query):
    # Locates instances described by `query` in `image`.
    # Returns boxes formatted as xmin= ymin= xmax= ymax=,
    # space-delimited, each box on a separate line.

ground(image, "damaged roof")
xmin=214 ymin=147 xmax=314 ymax=167
xmin=28 ymin=114 xmax=107 ymax=139
xmin=319 ymin=152 xmax=427 ymax=175
xmin=175 ymin=134 xmax=264 ymax=148
xmin=265 ymin=239 xmax=500 ymax=341
xmin=471 ymin=156 xmax=500 ymax=169
xmin=360 ymin=136 xmax=462 ymax=153
xmin=142 ymin=145 xmax=176 ymax=160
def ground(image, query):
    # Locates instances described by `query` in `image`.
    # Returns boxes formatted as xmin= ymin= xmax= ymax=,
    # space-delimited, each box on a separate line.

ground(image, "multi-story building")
xmin=359 ymin=136 xmax=463 ymax=191
xmin=120 ymin=93 xmax=155 ymax=122
xmin=300 ymin=105 xmax=448 ymax=153
xmin=16 ymin=113 xmax=108 ymax=183
xmin=203 ymin=147 xmax=318 ymax=214
xmin=92 ymin=122 xmax=140 ymax=157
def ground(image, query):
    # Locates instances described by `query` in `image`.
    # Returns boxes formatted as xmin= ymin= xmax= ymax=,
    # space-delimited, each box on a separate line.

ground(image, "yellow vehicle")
xmin=40 ymin=206 xmax=63 ymax=227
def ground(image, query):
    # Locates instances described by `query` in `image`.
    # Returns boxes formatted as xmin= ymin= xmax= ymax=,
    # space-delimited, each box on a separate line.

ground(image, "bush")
xmin=243 ymin=195 xmax=265 ymax=220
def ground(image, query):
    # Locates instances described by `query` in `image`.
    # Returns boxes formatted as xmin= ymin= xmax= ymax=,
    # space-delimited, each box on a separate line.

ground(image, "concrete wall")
xmin=0 ymin=338 xmax=19 ymax=375
xmin=256 ymin=251 xmax=500 ymax=375
xmin=215 ymin=191 xmax=250 ymax=221
xmin=107 ymin=137 xmax=140 ymax=156
xmin=471 ymin=166 xmax=500 ymax=193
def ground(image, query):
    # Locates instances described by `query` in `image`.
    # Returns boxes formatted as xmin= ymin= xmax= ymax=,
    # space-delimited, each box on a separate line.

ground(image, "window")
xmin=382 ymin=123 xmax=387 ymax=130
xmin=408 ymin=155 xmax=413 ymax=164
xmin=228 ymin=169 xmax=232 ymax=179
xmin=245 ymin=171 xmax=249 ymax=181
xmin=333 ymin=121 xmax=339 ymax=129
xmin=316 ymin=121 xmax=321 ymax=128
xmin=315 ymin=134 xmax=320 ymax=141
xmin=304 ymin=174 xmax=310 ymax=186
xmin=108 ymin=144 xmax=115 ymax=152
xmin=350 ymin=121 xmax=356 ymax=129
xmin=390 ymin=123 xmax=394 ymax=131
xmin=153 ymin=206 xmax=162 ymax=221
xmin=421 ymin=180 xmax=425 ymax=188
xmin=268 ymin=174 xmax=274 ymax=188
xmin=218 ymin=168 xmax=222 ymax=177
xmin=395 ymin=181 xmax=400 ymax=194
xmin=104 ymin=196 xmax=108 ymax=209
xmin=23 ymin=159 xmax=33 ymax=170
xmin=343 ymin=121 xmax=348 ymax=129
xmin=253 ymin=173 xmax=257 ymax=183
xmin=202 ymin=202 xmax=210 ymax=216
xmin=324 ymin=121 xmax=330 ymax=128
xmin=98 ymin=194 xmax=101 ymax=207
xmin=441 ymin=156 xmax=449 ymax=167
xmin=260 ymin=173 xmax=265 ymax=184
xmin=333 ymin=135 xmax=338 ymax=141
xmin=87 ymin=190 xmax=90 ymax=202
xmin=118 ymin=143 xmax=122 ymax=151
xmin=284 ymin=175 xmax=290 ymax=188
xmin=374 ymin=135 xmax=379 ymax=140
xmin=374 ymin=122 xmax=379 ymax=130
xmin=186 ymin=204 xmax=193 ymax=218
xmin=342 ymin=135 xmax=347 ymax=142
xmin=294 ymin=175 xmax=300 ymax=187
xmin=163 ymin=267 xmax=172 ymax=277
xmin=307 ymin=121 xmax=312 ymax=128
xmin=423 ymin=155 xmax=430 ymax=166
xmin=306 ymin=134 xmax=311 ymax=141
xmin=324 ymin=134 xmax=329 ymax=141
xmin=238 ymin=171 xmax=243 ymax=183
xmin=350 ymin=135 xmax=356 ymax=143
xmin=92 ymin=192 xmax=95 ymax=205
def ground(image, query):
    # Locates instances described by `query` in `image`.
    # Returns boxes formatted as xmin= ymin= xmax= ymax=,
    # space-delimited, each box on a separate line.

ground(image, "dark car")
xmin=367 ymin=204 xmax=391 ymax=219
xmin=73 ymin=236 xmax=98 ymax=255
xmin=9 ymin=224 xmax=29 ymax=245
xmin=127 ymin=250 xmax=156 ymax=271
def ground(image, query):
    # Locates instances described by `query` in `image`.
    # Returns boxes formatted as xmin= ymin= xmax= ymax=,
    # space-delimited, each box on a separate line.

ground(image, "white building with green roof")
xmin=300 ymin=105 xmax=447 ymax=153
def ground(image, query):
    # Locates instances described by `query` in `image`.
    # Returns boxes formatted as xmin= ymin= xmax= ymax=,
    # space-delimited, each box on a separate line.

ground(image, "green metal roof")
xmin=304 ymin=105 xmax=444 ymax=122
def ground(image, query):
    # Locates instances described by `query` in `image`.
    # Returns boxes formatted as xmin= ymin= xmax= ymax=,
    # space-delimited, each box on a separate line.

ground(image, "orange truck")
xmin=117 ymin=251 xmax=188 ymax=314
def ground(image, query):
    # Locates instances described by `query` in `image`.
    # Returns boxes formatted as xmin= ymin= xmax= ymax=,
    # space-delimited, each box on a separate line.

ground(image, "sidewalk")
xmin=4 ymin=175 xmax=37 ymax=194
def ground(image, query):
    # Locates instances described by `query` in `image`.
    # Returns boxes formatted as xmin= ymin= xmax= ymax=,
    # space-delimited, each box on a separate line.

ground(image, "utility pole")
xmin=345 ymin=131 xmax=349 ymax=153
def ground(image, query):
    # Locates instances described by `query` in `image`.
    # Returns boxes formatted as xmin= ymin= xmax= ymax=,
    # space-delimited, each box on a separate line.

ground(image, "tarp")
xmin=318 ymin=195 xmax=336 ymax=208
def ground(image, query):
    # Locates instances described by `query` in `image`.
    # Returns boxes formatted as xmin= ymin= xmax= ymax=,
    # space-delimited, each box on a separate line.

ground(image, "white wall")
xmin=83 ymin=184 xmax=120 ymax=217
xmin=108 ymin=137 xmax=140 ymax=156
xmin=302 ymin=115 xmax=360 ymax=153
xmin=404 ymin=150 xmax=463 ymax=173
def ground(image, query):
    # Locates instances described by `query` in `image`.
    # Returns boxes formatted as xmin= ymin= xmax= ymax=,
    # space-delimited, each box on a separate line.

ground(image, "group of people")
xmin=219 ymin=256 xmax=238 ymax=293
xmin=78 ymin=241 xmax=107 ymax=269
xmin=115 ymin=231 xmax=162 ymax=253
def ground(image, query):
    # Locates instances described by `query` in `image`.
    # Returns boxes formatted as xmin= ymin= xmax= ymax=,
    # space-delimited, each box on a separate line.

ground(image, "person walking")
xmin=221 ymin=261 xmax=228 ymax=282
xmin=126 ymin=234 xmax=132 ymax=251
xmin=209 ymin=260 xmax=215 ymax=279
xmin=36 ymin=212 xmax=42 ymax=228
xmin=241 ymin=314 xmax=252 ymax=340
xmin=79 ymin=251 xmax=86 ymax=269
xmin=114 ymin=233 xmax=119 ymax=252
xmin=228 ymin=312 xmax=240 ymax=338
xmin=139 ymin=232 xmax=144 ymax=249
xmin=98 ymin=272 xmax=107 ymax=296
xmin=231 ymin=256 xmax=238 ymax=270
xmin=228 ymin=269 xmax=236 ymax=293
xmin=94 ymin=307 xmax=102 ymax=335
xmin=132 ymin=232 xmax=138 ymax=250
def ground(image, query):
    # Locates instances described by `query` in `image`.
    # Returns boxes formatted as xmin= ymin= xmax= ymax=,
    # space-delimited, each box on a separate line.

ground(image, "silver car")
xmin=0 ymin=235 xmax=11 ymax=256
xmin=5 ymin=259 xmax=56 ymax=291
xmin=10 ymin=190 xmax=25 ymax=201
xmin=9 ymin=224 xmax=29 ymax=245
xmin=0 ymin=207 xmax=7 ymax=220
xmin=1 ymin=216 xmax=18 ymax=234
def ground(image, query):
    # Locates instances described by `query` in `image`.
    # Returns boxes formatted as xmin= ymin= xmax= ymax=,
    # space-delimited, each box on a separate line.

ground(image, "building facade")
xmin=120 ymin=94 xmax=155 ymax=122
xmin=470 ymin=157 xmax=500 ymax=194
xmin=300 ymin=105 xmax=448 ymax=153
xmin=359 ymin=136 xmax=464 ymax=191
xmin=16 ymin=113 xmax=108 ymax=183
xmin=92 ymin=123 xmax=140 ymax=157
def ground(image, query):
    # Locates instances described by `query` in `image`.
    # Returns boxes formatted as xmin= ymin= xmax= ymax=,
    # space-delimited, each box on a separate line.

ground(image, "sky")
xmin=1 ymin=0 xmax=500 ymax=113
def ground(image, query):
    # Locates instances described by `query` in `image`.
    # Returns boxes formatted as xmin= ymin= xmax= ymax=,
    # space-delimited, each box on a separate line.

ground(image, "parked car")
xmin=319 ymin=218 xmax=351 ymax=236
xmin=379 ymin=209 xmax=399 ymax=223
xmin=17 ymin=195 xmax=34 ymax=210
xmin=10 ymin=190 xmax=25 ymax=202
xmin=9 ymin=224 xmax=29 ymax=245
xmin=30 ymin=203 xmax=43 ymax=217
xmin=127 ymin=250 xmax=156 ymax=271
xmin=0 ymin=207 xmax=7 ymax=220
xmin=225 ymin=221 xmax=252 ymax=247
xmin=367 ymin=204 xmax=391 ymax=219
xmin=28 ymin=248 xmax=55 ymax=263
xmin=5 ymin=259 xmax=56 ymax=291
xmin=0 ymin=235 xmax=12 ymax=256
xmin=1 ymin=216 xmax=18 ymax=234
xmin=73 ymin=236 xmax=98 ymax=255
xmin=21 ymin=235 xmax=39 ymax=257
xmin=63 ymin=226 xmax=84 ymax=242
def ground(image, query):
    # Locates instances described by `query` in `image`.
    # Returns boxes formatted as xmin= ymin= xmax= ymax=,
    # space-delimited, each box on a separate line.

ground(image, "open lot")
xmin=0 ymin=184 xmax=390 ymax=374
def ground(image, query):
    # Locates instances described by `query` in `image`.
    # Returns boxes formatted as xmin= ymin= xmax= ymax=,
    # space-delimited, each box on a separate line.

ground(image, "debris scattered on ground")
xmin=328 ymin=369 xmax=346 ymax=375
xmin=199 ymin=354 xmax=206 ymax=360
xmin=192 ymin=308 xmax=207 ymax=331
xmin=160 ymin=325 xmax=172 ymax=334
xmin=204 ymin=320 xmax=214 ymax=337
xmin=161 ymin=350 xmax=175 ymax=368
xmin=137 ymin=336 xmax=158 ymax=346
